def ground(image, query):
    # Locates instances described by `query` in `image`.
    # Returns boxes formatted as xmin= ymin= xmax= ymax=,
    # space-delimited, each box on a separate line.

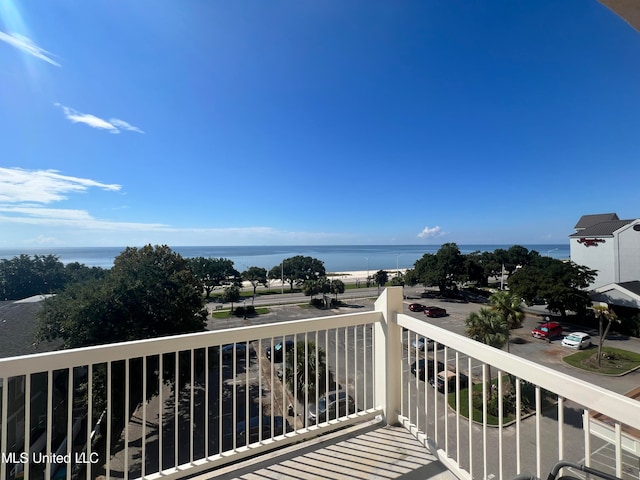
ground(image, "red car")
xmin=424 ymin=306 xmax=447 ymax=317
xmin=532 ymin=322 xmax=563 ymax=339
xmin=408 ymin=303 xmax=426 ymax=312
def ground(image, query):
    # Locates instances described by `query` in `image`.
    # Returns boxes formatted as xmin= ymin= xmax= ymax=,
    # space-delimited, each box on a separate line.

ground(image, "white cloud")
xmin=417 ymin=226 xmax=445 ymax=239
xmin=55 ymin=104 xmax=144 ymax=134
xmin=0 ymin=167 xmax=121 ymax=204
xmin=0 ymin=31 xmax=60 ymax=66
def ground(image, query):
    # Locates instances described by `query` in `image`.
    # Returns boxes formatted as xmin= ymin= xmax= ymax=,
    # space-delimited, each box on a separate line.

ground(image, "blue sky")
xmin=1 ymin=1 xmax=639 ymax=247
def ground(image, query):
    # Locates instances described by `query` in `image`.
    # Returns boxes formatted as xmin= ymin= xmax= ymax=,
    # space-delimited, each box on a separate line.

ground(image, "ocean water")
xmin=0 ymin=244 xmax=570 ymax=272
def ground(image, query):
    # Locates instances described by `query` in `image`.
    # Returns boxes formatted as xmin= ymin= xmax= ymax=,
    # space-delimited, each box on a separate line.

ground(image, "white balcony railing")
xmin=1 ymin=287 xmax=639 ymax=480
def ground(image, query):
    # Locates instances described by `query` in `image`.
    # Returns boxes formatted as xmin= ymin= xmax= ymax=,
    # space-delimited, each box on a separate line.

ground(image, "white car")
xmin=411 ymin=336 xmax=432 ymax=350
xmin=561 ymin=332 xmax=592 ymax=349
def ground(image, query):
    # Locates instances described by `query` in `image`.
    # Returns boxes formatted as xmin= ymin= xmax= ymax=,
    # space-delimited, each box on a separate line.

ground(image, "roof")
xmin=574 ymin=213 xmax=620 ymax=230
xmin=599 ymin=0 xmax=640 ymax=33
xmin=618 ymin=281 xmax=640 ymax=296
xmin=569 ymin=219 xmax=633 ymax=237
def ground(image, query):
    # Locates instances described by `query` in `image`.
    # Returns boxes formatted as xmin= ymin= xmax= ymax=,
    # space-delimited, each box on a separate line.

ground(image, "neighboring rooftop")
xmin=570 ymin=218 xmax=634 ymax=237
xmin=0 ymin=297 xmax=60 ymax=358
xmin=574 ymin=213 xmax=620 ymax=230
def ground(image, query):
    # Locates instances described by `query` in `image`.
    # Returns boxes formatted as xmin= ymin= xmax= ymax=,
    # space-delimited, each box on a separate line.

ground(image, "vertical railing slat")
xmin=67 ymin=367 xmax=73 ymax=480
xmin=124 ymin=359 xmax=129 ymax=479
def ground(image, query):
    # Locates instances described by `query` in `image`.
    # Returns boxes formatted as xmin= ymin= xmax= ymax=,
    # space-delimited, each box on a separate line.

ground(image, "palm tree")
xmin=465 ymin=308 xmax=509 ymax=396
xmin=285 ymin=340 xmax=329 ymax=401
xmin=488 ymin=291 xmax=525 ymax=352
xmin=593 ymin=304 xmax=620 ymax=367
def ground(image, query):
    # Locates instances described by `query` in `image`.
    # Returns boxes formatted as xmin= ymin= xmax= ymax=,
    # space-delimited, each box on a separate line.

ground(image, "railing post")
xmin=374 ymin=287 xmax=403 ymax=425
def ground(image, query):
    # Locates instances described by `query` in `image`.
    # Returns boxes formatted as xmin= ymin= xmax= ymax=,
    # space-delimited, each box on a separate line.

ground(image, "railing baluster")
xmin=344 ymin=327 xmax=348 ymax=419
xmin=444 ymin=346 xmax=449 ymax=458
xmin=455 ymin=352 xmax=460 ymax=466
xmin=0 ymin=375 xmax=6 ymax=480
xmin=535 ymin=385 xmax=541 ymax=479
xmin=67 ymin=367 xmax=73 ymax=480
xmin=304 ymin=332 xmax=308 ymax=428
xmin=232 ymin=345 xmax=236 ymax=451
xmin=244 ymin=342 xmax=249 ymax=446
xmin=125 ymin=359 xmax=130 ymax=479
xmin=615 ymin=422 xmax=622 ymax=478
xmin=218 ymin=346 xmax=222 ymax=454
xmin=105 ymin=364 xmax=111 ymax=480
xmin=583 ymin=407 xmax=591 ymax=469
xmin=293 ymin=337 xmax=298 ymax=424
xmin=270 ymin=337 xmax=274 ymax=436
xmin=434 ymin=344 xmax=439 ymax=445
xmin=190 ymin=348 xmax=195 ymax=461
xmin=142 ymin=356 xmax=147 ymax=477
xmin=158 ymin=354 xmax=163 ymax=469
xmin=557 ymin=395 xmax=564 ymax=465
xmin=325 ymin=329 xmax=329 ymax=425
xmin=87 ymin=364 xmax=93 ymax=480
xmin=363 ymin=325 xmax=367 ymax=411
xmin=334 ymin=328 xmax=339 ymax=420
xmin=515 ymin=377 xmax=521 ymax=474
xmin=498 ymin=370 xmax=503 ymax=480
xmin=204 ymin=347 xmax=209 ymax=456
xmin=175 ymin=351 xmax=179 ymax=463
xmin=354 ymin=325 xmax=358 ymax=412
xmin=315 ymin=331 xmax=319 ymax=426
xmin=24 ymin=375 xmax=31 ymax=480
xmin=258 ymin=341 xmax=262 ymax=442
xmin=467 ymin=357 xmax=473 ymax=480
xmin=482 ymin=363 xmax=487 ymax=480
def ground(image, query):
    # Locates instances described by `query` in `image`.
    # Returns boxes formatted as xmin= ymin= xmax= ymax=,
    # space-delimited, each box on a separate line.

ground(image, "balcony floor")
xmin=193 ymin=419 xmax=456 ymax=480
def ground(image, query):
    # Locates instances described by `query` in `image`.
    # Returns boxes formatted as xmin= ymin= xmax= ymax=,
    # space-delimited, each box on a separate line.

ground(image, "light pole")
xmin=365 ymin=257 xmax=369 ymax=287
xmin=281 ymin=259 xmax=285 ymax=295
xmin=396 ymin=255 xmax=400 ymax=276
xmin=547 ymin=248 xmax=558 ymax=257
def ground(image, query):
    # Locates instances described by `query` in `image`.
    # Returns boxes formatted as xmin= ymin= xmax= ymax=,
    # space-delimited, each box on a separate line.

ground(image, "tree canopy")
xmin=241 ymin=266 xmax=268 ymax=296
xmin=187 ymin=257 xmax=240 ymax=298
xmin=38 ymin=245 xmax=207 ymax=348
xmin=268 ymin=255 xmax=326 ymax=291
xmin=413 ymin=243 xmax=465 ymax=292
xmin=507 ymin=256 xmax=596 ymax=317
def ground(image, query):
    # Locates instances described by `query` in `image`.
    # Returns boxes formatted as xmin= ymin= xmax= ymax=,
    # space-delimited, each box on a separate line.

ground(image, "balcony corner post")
xmin=374 ymin=287 xmax=403 ymax=425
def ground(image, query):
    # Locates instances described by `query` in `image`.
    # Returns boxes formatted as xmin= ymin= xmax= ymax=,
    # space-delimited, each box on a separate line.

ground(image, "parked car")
xmin=410 ymin=359 xmax=445 ymax=382
xmin=266 ymin=340 xmax=295 ymax=362
xmin=408 ymin=303 xmax=426 ymax=312
xmin=532 ymin=322 xmax=563 ymax=339
xmin=236 ymin=415 xmax=292 ymax=443
xmin=411 ymin=336 xmax=431 ymax=350
xmin=308 ymin=391 xmax=355 ymax=423
xmin=423 ymin=306 xmax=447 ymax=318
xmin=429 ymin=370 xmax=469 ymax=393
xmin=562 ymin=332 xmax=592 ymax=349
xmin=221 ymin=342 xmax=248 ymax=359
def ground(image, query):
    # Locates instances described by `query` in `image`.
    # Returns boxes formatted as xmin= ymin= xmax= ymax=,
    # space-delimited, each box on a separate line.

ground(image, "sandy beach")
xmin=246 ymin=268 xmax=407 ymax=289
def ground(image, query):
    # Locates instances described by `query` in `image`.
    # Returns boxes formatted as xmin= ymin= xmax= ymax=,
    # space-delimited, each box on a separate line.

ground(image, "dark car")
xmin=265 ymin=340 xmax=295 ymax=362
xmin=410 ymin=359 xmax=445 ymax=382
xmin=429 ymin=370 xmax=469 ymax=393
xmin=236 ymin=415 xmax=292 ymax=443
xmin=424 ymin=306 xmax=447 ymax=317
xmin=532 ymin=322 xmax=562 ymax=339
xmin=221 ymin=342 xmax=248 ymax=359
xmin=308 ymin=391 xmax=356 ymax=423
xmin=408 ymin=303 xmax=426 ymax=312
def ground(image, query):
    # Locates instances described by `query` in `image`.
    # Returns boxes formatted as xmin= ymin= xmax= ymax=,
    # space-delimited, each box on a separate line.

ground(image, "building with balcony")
xmin=1 ymin=287 xmax=639 ymax=480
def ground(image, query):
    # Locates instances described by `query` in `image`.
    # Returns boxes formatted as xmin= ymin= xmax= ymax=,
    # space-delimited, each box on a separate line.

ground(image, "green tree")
xmin=413 ymin=243 xmax=465 ymax=292
xmin=302 ymin=279 xmax=320 ymax=300
xmin=38 ymin=245 xmax=207 ymax=348
xmin=268 ymin=256 xmax=326 ymax=292
xmin=463 ymin=252 xmax=488 ymax=287
xmin=488 ymin=291 xmax=525 ymax=352
xmin=508 ymin=257 xmax=596 ymax=318
xmin=188 ymin=257 xmax=240 ymax=298
xmin=222 ymin=284 xmax=241 ymax=312
xmin=330 ymin=279 xmax=345 ymax=301
xmin=284 ymin=340 xmax=329 ymax=401
xmin=0 ymin=254 xmax=67 ymax=300
xmin=373 ymin=270 xmax=388 ymax=287
xmin=242 ymin=266 xmax=268 ymax=298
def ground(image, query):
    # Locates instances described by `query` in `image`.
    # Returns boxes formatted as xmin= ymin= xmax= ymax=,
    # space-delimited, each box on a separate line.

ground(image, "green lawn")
xmin=211 ymin=307 xmax=270 ymax=319
xmin=563 ymin=346 xmax=640 ymax=375
xmin=447 ymin=375 xmax=555 ymax=426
